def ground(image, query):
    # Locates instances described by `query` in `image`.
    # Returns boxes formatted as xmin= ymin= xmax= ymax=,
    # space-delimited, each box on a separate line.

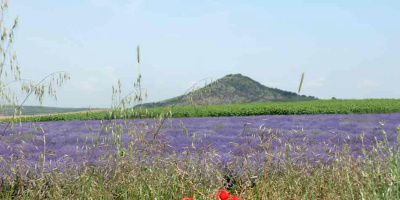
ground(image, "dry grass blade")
xmin=298 ymin=72 xmax=305 ymax=94
xmin=137 ymin=45 xmax=140 ymax=64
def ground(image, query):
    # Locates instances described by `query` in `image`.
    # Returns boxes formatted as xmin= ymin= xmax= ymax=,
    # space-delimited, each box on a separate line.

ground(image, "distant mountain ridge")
xmin=137 ymin=74 xmax=317 ymax=108
xmin=0 ymin=105 xmax=103 ymax=116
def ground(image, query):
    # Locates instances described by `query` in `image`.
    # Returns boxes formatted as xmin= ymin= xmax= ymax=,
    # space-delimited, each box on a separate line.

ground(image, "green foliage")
xmin=2 ymin=99 xmax=400 ymax=123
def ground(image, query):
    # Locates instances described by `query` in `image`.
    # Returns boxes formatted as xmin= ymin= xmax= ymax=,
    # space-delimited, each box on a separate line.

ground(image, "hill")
xmin=137 ymin=74 xmax=317 ymax=108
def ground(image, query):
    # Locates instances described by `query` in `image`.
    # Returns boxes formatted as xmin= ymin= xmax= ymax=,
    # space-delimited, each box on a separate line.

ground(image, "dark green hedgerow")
xmin=1 ymin=99 xmax=400 ymax=123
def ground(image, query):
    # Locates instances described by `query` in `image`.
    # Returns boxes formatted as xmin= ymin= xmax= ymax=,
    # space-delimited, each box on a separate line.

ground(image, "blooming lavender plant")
xmin=1 ymin=113 xmax=398 ymax=171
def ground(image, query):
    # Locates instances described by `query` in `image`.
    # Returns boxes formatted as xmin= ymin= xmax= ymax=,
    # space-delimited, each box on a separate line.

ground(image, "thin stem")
xmin=0 ymin=78 xmax=34 ymax=89
xmin=0 ymin=71 xmax=68 ymax=137
xmin=151 ymin=77 xmax=215 ymax=143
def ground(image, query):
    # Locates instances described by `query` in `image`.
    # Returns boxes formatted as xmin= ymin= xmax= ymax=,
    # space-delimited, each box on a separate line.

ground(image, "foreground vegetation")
xmin=1 ymin=99 xmax=399 ymax=123
xmin=0 ymin=116 xmax=399 ymax=199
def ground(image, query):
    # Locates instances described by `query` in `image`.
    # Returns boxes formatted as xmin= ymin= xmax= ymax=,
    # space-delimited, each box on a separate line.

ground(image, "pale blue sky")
xmin=6 ymin=0 xmax=400 ymax=108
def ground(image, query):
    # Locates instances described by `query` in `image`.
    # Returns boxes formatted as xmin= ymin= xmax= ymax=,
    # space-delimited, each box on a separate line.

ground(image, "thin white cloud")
xmin=164 ymin=33 xmax=179 ymax=39
xmin=357 ymin=79 xmax=381 ymax=88
xmin=103 ymin=66 xmax=118 ymax=84
xmin=304 ymin=76 xmax=325 ymax=88
xmin=88 ymin=0 xmax=143 ymax=13
xmin=71 ymin=77 xmax=98 ymax=93
xmin=265 ymin=81 xmax=281 ymax=87
xmin=88 ymin=0 xmax=121 ymax=8
xmin=188 ymin=81 xmax=203 ymax=91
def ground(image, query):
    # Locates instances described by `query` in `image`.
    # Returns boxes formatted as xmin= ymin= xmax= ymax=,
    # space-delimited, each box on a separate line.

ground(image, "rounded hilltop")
xmin=137 ymin=74 xmax=317 ymax=108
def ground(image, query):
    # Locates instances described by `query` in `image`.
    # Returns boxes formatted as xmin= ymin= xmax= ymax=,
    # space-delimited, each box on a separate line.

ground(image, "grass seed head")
xmin=298 ymin=72 xmax=305 ymax=94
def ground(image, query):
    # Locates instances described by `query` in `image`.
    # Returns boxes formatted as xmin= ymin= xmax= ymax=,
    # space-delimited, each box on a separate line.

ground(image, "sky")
xmin=4 ymin=0 xmax=400 ymax=108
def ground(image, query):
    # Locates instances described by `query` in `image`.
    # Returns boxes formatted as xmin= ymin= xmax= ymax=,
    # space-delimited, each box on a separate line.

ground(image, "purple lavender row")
xmin=0 ymin=113 xmax=399 ymax=169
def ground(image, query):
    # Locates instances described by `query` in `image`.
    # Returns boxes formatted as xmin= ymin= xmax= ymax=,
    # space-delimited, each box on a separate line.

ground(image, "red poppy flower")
xmin=182 ymin=198 xmax=195 ymax=200
xmin=228 ymin=196 xmax=241 ymax=200
xmin=216 ymin=190 xmax=230 ymax=200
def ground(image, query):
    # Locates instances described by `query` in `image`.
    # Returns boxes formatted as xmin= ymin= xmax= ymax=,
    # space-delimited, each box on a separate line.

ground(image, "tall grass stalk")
xmin=294 ymin=72 xmax=305 ymax=128
xmin=298 ymin=73 xmax=305 ymax=95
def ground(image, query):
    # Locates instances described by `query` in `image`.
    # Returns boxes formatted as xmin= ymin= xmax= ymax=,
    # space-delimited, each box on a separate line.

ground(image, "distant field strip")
xmin=0 ymin=106 xmax=105 ymax=116
xmin=0 ymin=99 xmax=399 ymax=123
xmin=0 ymin=109 xmax=108 ymax=117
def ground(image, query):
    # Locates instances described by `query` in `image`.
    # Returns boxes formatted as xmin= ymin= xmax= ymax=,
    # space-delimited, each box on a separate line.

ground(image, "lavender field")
xmin=2 ymin=113 xmax=399 ymax=168
xmin=1 ymin=1 xmax=400 ymax=199
xmin=1 ymin=112 xmax=400 ymax=199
